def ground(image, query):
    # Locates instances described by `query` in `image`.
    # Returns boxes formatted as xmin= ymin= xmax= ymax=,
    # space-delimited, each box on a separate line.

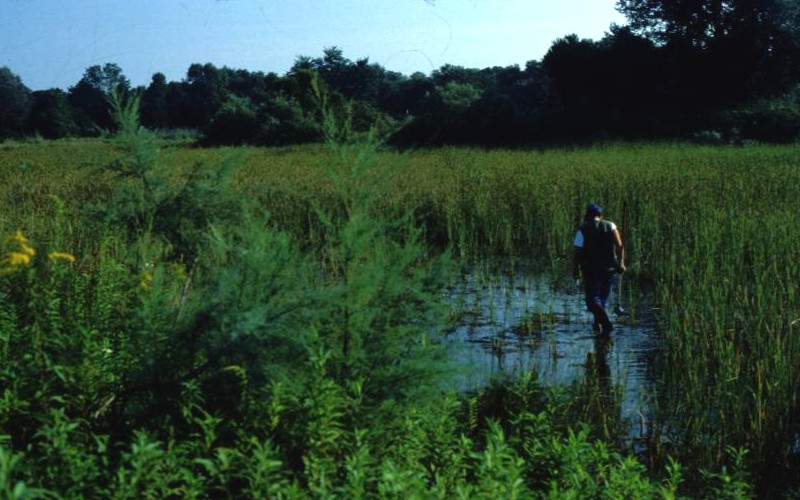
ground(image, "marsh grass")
xmin=1 ymin=133 xmax=799 ymax=495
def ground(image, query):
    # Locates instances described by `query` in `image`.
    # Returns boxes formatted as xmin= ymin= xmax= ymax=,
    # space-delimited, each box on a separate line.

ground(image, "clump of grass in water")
xmin=510 ymin=311 xmax=559 ymax=336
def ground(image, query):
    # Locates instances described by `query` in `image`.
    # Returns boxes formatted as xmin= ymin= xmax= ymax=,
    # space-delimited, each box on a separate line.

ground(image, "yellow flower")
xmin=0 ymin=230 xmax=36 ymax=272
xmin=7 ymin=252 xmax=31 ymax=266
xmin=9 ymin=230 xmax=28 ymax=245
xmin=48 ymin=252 xmax=76 ymax=263
xmin=5 ymin=231 xmax=35 ymax=257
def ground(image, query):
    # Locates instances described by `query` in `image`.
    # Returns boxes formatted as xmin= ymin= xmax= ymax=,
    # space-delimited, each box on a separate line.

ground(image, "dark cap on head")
xmin=586 ymin=204 xmax=603 ymax=216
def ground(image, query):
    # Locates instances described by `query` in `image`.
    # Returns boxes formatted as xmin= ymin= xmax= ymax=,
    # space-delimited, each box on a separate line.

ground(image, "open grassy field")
xmin=1 ymin=136 xmax=799 ymax=496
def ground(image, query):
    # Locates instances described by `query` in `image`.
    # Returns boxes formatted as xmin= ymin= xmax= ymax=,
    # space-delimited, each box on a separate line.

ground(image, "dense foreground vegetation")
xmin=1 ymin=118 xmax=799 ymax=496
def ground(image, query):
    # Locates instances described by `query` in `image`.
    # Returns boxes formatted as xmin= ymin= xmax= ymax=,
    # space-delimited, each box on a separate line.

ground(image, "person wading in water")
xmin=573 ymin=204 xmax=626 ymax=335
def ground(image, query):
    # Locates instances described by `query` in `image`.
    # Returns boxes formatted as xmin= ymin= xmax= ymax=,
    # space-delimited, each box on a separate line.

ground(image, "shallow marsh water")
xmin=442 ymin=261 xmax=660 ymax=440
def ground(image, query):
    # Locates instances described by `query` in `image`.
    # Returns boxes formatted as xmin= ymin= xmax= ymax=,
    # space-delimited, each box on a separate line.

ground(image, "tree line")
xmin=2 ymin=0 xmax=799 ymax=146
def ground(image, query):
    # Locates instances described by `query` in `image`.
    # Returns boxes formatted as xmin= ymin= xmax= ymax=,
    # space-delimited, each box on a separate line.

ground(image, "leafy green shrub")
xmin=715 ymin=87 xmax=800 ymax=143
xmin=256 ymin=93 xmax=322 ymax=146
xmin=202 ymin=94 xmax=260 ymax=146
xmin=0 ymin=226 xmax=105 ymax=443
xmin=700 ymin=447 xmax=753 ymax=499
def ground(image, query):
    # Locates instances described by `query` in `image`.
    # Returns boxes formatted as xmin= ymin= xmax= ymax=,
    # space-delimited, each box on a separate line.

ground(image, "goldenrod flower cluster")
xmin=48 ymin=252 xmax=77 ymax=263
xmin=1 ymin=230 xmax=36 ymax=273
xmin=1 ymin=230 xmax=76 ymax=274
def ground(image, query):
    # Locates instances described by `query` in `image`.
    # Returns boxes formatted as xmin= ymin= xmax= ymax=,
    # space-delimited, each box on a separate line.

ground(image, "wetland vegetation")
xmin=1 ymin=100 xmax=799 ymax=497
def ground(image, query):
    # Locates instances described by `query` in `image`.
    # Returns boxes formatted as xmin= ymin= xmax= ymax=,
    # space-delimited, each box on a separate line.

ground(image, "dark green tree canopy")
xmin=0 ymin=66 xmax=32 ymax=139
xmin=78 ymin=63 xmax=131 ymax=94
xmin=617 ymin=0 xmax=800 ymax=101
xmin=616 ymin=0 xmax=800 ymax=52
xmin=3 ymin=30 xmax=800 ymax=145
xmin=28 ymin=88 xmax=76 ymax=139
xmin=141 ymin=72 xmax=169 ymax=129
xmin=68 ymin=63 xmax=131 ymax=134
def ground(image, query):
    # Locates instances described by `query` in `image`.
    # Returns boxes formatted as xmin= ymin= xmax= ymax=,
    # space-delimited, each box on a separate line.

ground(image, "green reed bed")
xmin=365 ymin=143 xmax=800 ymax=491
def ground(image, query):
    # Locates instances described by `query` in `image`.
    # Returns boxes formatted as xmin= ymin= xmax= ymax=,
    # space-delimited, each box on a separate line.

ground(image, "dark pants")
xmin=583 ymin=270 xmax=615 ymax=330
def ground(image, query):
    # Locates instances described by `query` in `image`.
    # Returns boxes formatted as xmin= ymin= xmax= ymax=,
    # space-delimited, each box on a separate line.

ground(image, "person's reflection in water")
xmin=592 ymin=336 xmax=612 ymax=383
xmin=585 ymin=335 xmax=614 ymax=437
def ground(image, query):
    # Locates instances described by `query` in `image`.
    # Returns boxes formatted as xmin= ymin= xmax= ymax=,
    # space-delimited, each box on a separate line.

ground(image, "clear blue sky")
xmin=1 ymin=0 xmax=626 ymax=91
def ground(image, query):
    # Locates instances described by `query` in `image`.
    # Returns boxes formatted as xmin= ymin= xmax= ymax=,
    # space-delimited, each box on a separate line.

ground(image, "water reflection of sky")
xmin=439 ymin=263 xmax=659 ymax=439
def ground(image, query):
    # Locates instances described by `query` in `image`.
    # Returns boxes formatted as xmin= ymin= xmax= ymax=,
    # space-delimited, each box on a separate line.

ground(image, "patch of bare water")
xmin=440 ymin=261 xmax=659 ymax=440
